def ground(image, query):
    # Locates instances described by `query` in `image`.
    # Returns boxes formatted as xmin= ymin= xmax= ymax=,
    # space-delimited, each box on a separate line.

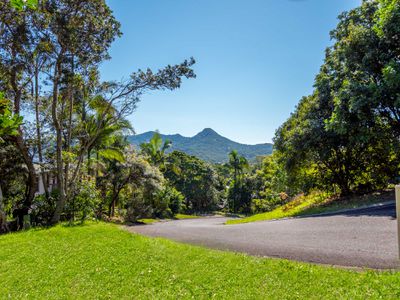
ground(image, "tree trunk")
xmin=109 ymin=192 xmax=117 ymax=218
xmin=87 ymin=148 xmax=91 ymax=176
xmin=13 ymin=133 xmax=37 ymax=228
xmin=34 ymin=63 xmax=49 ymax=198
xmin=111 ymin=199 xmax=115 ymax=217
xmin=10 ymin=50 xmax=37 ymax=229
xmin=51 ymin=57 xmax=66 ymax=224
xmin=0 ymin=185 xmax=9 ymax=233
xmin=64 ymin=56 xmax=75 ymax=193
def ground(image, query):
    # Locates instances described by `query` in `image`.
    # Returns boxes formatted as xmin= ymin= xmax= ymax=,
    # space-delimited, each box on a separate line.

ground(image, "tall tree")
xmin=227 ymin=150 xmax=248 ymax=212
xmin=1 ymin=0 xmax=196 ymax=226
xmin=0 ymin=0 xmax=42 ymax=225
xmin=165 ymin=151 xmax=220 ymax=212
xmin=140 ymin=132 xmax=172 ymax=170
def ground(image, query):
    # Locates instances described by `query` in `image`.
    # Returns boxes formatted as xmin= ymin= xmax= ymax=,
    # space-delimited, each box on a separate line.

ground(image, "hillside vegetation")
xmin=127 ymin=128 xmax=273 ymax=163
xmin=1 ymin=223 xmax=399 ymax=299
xmin=226 ymin=191 xmax=394 ymax=225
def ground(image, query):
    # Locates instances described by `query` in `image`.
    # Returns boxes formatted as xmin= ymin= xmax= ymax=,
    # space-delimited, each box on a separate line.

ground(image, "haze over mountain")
xmin=127 ymin=128 xmax=273 ymax=163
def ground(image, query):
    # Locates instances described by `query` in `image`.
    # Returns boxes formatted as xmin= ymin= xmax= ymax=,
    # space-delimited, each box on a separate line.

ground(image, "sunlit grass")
xmin=296 ymin=190 xmax=395 ymax=217
xmin=137 ymin=218 xmax=159 ymax=224
xmin=227 ymin=190 xmax=395 ymax=225
xmin=137 ymin=214 xmax=200 ymax=224
xmin=226 ymin=192 xmax=330 ymax=224
xmin=174 ymin=213 xmax=200 ymax=219
xmin=0 ymin=222 xmax=399 ymax=299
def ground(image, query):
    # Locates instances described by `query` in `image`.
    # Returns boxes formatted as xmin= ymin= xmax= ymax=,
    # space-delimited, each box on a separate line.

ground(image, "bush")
xmin=125 ymin=193 xmax=152 ymax=222
xmin=67 ymin=179 xmax=101 ymax=222
xmin=30 ymin=191 xmax=57 ymax=226
xmin=125 ymin=185 xmax=185 ymax=221
xmin=251 ymin=194 xmax=284 ymax=214
xmin=159 ymin=185 xmax=185 ymax=216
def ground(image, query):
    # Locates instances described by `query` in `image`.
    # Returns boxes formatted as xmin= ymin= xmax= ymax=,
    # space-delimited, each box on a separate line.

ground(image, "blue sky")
xmin=101 ymin=0 xmax=361 ymax=144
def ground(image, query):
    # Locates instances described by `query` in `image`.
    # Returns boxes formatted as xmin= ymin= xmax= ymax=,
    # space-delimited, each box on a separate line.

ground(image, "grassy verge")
xmin=174 ymin=213 xmax=200 ymax=219
xmin=226 ymin=190 xmax=394 ymax=225
xmin=137 ymin=218 xmax=160 ymax=224
xmin=227 ymin=192 xmax=329 ymax=225
xmin=296 ymin=190 xmax=394 ymax=217
xmin=0 ymin=223 xmax=399 ymax=299
xmin=137 ymin=214 xmax=200 ymax=224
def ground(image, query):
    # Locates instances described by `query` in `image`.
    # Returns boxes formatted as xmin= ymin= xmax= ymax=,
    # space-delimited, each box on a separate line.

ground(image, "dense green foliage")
xmin=0 ymin=94 xmax=22 ymax=142
xmin=1 ymin=0 xmax=400 ymax=234
xmin=1 ymin=223 xmax=399 ymax=299
xmin=0 ymin=0 xmax=195 ymax=229
xmin=164 ymin=151 xmax=221 ymax=212
xmin=273 ymin=0 xmax=400 ymax=196
xmin=128 ymin=128 xmax=273 ymax=163
xmin=223 ymin=0 xmax=400 ymax=217
xmin=222 ymin=0 xmax=400 ymax=218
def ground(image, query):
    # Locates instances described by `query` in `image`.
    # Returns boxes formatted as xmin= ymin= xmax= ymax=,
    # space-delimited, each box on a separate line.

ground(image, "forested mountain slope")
xmin=127 ymin=128 xmax=273 ymax=163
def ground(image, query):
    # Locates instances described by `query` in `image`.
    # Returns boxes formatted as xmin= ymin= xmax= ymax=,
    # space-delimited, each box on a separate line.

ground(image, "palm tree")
xmin=82 ymin=95 xmax=132 ymax=175
xmin=228 ymin=150 xmax=248 ymax=212
xmin=140 ymin=132 xmax=172 ymax=171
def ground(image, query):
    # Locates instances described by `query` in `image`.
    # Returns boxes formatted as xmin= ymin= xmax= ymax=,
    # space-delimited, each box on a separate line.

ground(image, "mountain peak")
xmin=127 ymin=128 xmax=273 ymax=163
xmin=195 ymin=128 xmax=219 ymax=138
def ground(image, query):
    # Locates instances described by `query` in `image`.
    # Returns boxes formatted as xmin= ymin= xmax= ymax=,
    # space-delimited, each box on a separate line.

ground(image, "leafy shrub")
xmin=125 ymin=193 xmax=152 ymax=222
xmin=158 ymin=185 xmax=185 ymax=216
xmin=67 ymin=179 xmax=101 ymax=222
xmin=251 ymin=194 xmax=284 ymax=214
xmin=30 ymin=191 xmax=57 ymax=226
xmin=125 ymin=185 xmax=185 ymax=221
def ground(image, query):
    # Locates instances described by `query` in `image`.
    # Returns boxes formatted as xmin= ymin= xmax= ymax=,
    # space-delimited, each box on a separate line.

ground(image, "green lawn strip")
xmin=137 ymin=218 xmax=160 ymax=224
xmin=226 ymin=192 xmax=328 ymax=225
xmin=174 ymin=213 xmax=200 ymax=219
xmin=137 ymin=214 xmax=199 ymax=224
xmin=0 ymin=222 xmax=399 ymax=299
xmin=226 ymin=190 xmax=395 ymax=225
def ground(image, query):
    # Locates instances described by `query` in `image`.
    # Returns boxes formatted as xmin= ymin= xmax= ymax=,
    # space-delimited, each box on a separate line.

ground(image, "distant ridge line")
xmin=127 ymin=128 xmax=273 ymax=163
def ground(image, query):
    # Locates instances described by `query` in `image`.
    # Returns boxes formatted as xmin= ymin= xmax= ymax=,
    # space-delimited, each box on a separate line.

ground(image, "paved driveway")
xmin=127 ymin=204 xmax=399 ymax=269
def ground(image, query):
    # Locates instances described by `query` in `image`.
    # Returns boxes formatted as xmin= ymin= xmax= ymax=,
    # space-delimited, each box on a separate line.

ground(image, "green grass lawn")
xmin=227 ymin=190 xmax=395 ymax=225
xmin=137 ymin=218 xmax=160 ymax=224
xmin=137 ymin=214 xmax=200 ymax=224
xmin=0 ymin=223 xmax=399 ymax=299
xmin=227 ymin=192 xmax=329 ymax=225
xmin=174 ymin=213 xmax=201 ymax=219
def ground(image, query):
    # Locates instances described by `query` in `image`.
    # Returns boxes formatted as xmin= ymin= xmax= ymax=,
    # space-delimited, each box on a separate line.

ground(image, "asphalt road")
xmin=127 ymin=203 xmax=399 ymax=269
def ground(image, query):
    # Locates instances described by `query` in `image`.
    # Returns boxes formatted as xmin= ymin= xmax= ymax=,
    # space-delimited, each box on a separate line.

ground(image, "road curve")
xmin=126 ymin=204 xmax=399 ymax=269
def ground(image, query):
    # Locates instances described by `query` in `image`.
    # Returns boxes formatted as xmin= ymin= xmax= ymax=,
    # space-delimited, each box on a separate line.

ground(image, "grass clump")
xmin=1 ymin=222 xmax=399 ymax=299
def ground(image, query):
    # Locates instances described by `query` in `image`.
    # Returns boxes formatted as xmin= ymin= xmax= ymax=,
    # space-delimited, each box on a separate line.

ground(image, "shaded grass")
xmin=227 ymin=190 xmax=394 ymax=225
xmin=137 ymin=214 xmax=200 ymax=224
xmin=0 ymin=222 xmax=399 ymax=299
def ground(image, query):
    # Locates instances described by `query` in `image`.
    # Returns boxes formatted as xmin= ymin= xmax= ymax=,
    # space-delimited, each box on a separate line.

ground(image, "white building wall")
xmin=37 ymin=176 xmax=45 ymax=195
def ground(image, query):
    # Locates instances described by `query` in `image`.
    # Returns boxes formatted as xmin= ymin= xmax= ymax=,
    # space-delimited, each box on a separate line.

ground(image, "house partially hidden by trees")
xmin=0 ymin=165 xmax=57 ymax=202
xmin=34 ymin=165 xmax=57 ymax=196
